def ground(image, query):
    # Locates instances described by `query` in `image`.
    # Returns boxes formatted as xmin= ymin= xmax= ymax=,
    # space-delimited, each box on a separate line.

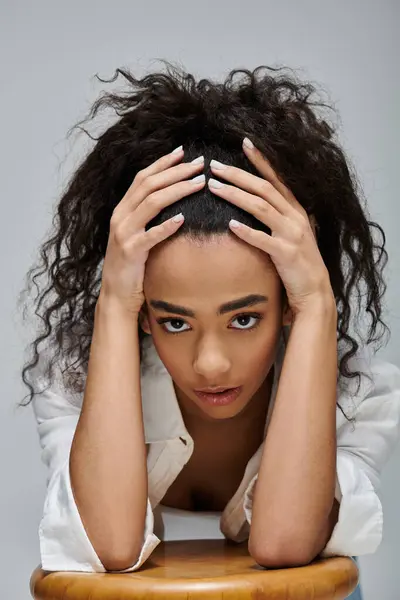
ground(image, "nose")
xmin=193 ymin=343 xmax=231 ymax=380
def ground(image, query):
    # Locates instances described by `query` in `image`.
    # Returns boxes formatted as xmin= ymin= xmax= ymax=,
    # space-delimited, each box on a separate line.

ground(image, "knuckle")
xmin=112 ymin=225 xmax=125 ymax=247
xmin=260 ymin=180 xmax=273 ymax=196
xmin=257 ymin=201 xmax=270 ymax=218
xmin=138 ymin=178 xmax=153 ymax=198
xmin=159 ymin=218 xmax=169 ymax=230
xmin=144 ymin=227 xmax=160 ymax=246
xmin=229 ymin=186 xmax=243 ymax=203
xmin=145 ymin=191 xmax=162 ymax=210
xmin=134 ymin=169 xmax=146 ymax=185
xmin=293 ymin=220 xmax=307 ymax=242
xmin=109 ymin=212 xmax=119 ymax=229
xmin=119 ymin=241 xmax=131 ymax=258
xmin=300 ymin=217 xmax=310 ymax=233
xmin=123 ymin=233 xmax=141 ymax=255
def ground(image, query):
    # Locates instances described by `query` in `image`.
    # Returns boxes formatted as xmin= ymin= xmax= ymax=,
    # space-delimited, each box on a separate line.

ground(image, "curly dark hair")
xmin=16 ymin=60 xmax=390 ymax=421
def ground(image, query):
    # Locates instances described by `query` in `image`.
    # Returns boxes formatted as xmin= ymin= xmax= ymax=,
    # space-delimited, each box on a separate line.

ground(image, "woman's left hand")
xmin=208 ymin=138 xmax=335 ymax=316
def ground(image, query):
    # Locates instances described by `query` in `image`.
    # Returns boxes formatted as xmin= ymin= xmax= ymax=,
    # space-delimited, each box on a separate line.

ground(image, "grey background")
xmin=1 ymin=1 xmax=399 ymax=598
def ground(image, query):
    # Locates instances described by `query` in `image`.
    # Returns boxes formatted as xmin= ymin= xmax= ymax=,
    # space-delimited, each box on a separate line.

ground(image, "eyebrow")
xmin=149 ymin=294 xmax=269 ymax=317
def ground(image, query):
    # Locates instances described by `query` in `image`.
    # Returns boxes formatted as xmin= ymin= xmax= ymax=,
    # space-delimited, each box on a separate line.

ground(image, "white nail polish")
xmin=229 ymin=219 xmax=241 ymax=228
xmin=208 ymin=178 xmax=224 ymax=188
xmin=172 ymin=213 xmax=184 ymax=222
xmin=191 ymin=155 xmax=204 ymax=164
xmin=191 ymin=174 xmax=205 ymax=184
xmin=243 ymin=137 xmax=254 ymax=149
xmin=210 ymin=159 xmax=226 ymax=169
xmin=172 ymin=145 xmax=183 ymax=154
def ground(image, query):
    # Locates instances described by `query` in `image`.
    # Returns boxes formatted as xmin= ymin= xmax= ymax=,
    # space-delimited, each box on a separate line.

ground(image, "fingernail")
xmin=210 ymin=159 xmax=227 ymax=170
xmin=243 ymin=137 xmax=254 ymax=149
xmin=172 ymin=213 xmax=184 ymax=222
xmin=191 ymin=155 xmax=204 ymax=164
xmin=229 ymin=219 xmax=241 ymax=228
xmin=208 ymin=178 xmax=224 ymax=189
xmin=191 ymin=174 xmax=205 ymax=184
xmin=172 ymin=145 xmax=183 ymax=154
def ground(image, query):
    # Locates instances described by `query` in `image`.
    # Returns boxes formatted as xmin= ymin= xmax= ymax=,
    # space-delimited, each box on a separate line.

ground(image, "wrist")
xmin=293 ymin=292 xmax=337 ymax=323
xmin=96 ymin=291 xmax=141 ymax=321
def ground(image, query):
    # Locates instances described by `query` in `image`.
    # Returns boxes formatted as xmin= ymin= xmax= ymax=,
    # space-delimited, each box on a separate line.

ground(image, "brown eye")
xmin=156 ymin=313 xmax=264 ymax=336
xmin=230 ymin=314 xmax=263 ymax=331
xmin=157 ymin=318 xmax=190 ymax=335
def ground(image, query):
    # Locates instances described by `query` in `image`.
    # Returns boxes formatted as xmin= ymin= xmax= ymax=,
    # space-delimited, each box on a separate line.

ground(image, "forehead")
xmin=144 ymin=234 xmax=279 ymax=296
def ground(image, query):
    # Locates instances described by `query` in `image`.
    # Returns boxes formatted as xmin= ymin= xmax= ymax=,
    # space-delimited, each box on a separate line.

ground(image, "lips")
xmin=195 ymin=387 xmax=235 ymax=393
xmin=194 ymin=386 xmax=243 ymax=406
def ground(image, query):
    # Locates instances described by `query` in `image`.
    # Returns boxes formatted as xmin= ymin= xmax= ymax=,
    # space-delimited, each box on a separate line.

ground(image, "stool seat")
xmin=30 ymin=539 xmax=359 ymax=599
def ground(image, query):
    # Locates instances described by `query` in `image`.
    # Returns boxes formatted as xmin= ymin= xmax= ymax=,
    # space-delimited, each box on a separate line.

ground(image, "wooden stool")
xmin=30 ymin=539 xmax=359 ymax=599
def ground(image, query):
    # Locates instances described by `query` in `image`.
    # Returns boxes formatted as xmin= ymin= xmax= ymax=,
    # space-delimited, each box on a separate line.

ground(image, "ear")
xmin=138 ymin=305 xmax=152 ymax=335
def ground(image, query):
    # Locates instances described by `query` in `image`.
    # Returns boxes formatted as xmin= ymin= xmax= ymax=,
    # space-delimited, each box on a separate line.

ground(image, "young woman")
xmin=19 ymin=62 xmax=400 ymax=598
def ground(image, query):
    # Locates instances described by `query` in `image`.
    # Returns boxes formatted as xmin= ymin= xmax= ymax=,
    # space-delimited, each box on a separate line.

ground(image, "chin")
xmin=198 ymin=406 xmax=242 ymax=421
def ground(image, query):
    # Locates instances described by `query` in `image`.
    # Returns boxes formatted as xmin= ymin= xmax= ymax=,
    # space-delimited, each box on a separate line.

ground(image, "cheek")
xmin=245 ymin=327 xmax=281 ymax=372
xmin=245 ymin=344 xmax=274 ymax=374
xmin=151 ymin=338 xmax=185 ymax=379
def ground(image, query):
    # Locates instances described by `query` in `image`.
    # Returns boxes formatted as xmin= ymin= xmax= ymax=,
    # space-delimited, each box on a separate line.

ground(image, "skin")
xmin=139 ymin=232 xmax=293 ymax=433
xmin=136 ymin=142 xmax=339 ymax=566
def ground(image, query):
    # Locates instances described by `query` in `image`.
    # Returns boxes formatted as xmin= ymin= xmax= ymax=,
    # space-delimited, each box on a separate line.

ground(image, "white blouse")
xmin=32 ymin=331 xmax=400 ymax=572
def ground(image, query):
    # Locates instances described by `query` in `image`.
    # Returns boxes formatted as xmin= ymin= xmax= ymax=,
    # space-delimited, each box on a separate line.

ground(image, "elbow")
xmin=98 ymin=538 xmax=143 ymax=572
xmin=248 ymin=513 xmax=336 ymax=569
xmin=248 ymin=538 xmax=318 ymax=569
xmin=101 ymin=547 xmax=141 ymax=572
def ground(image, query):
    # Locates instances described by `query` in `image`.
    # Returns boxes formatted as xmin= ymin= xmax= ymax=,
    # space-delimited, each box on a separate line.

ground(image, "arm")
xmin=248 ymin=293 xmax=338 ymax=567
xmin=69 ymin=292 xmax=148 ymax=571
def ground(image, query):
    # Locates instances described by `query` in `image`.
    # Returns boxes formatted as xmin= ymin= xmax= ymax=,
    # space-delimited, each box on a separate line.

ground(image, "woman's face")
xmin=140 ymin=234 xmax=292 ymax=424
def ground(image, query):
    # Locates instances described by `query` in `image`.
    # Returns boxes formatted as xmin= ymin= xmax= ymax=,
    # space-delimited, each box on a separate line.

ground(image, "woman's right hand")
xmin=99 ymin=147 xmax=205 ymax=314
